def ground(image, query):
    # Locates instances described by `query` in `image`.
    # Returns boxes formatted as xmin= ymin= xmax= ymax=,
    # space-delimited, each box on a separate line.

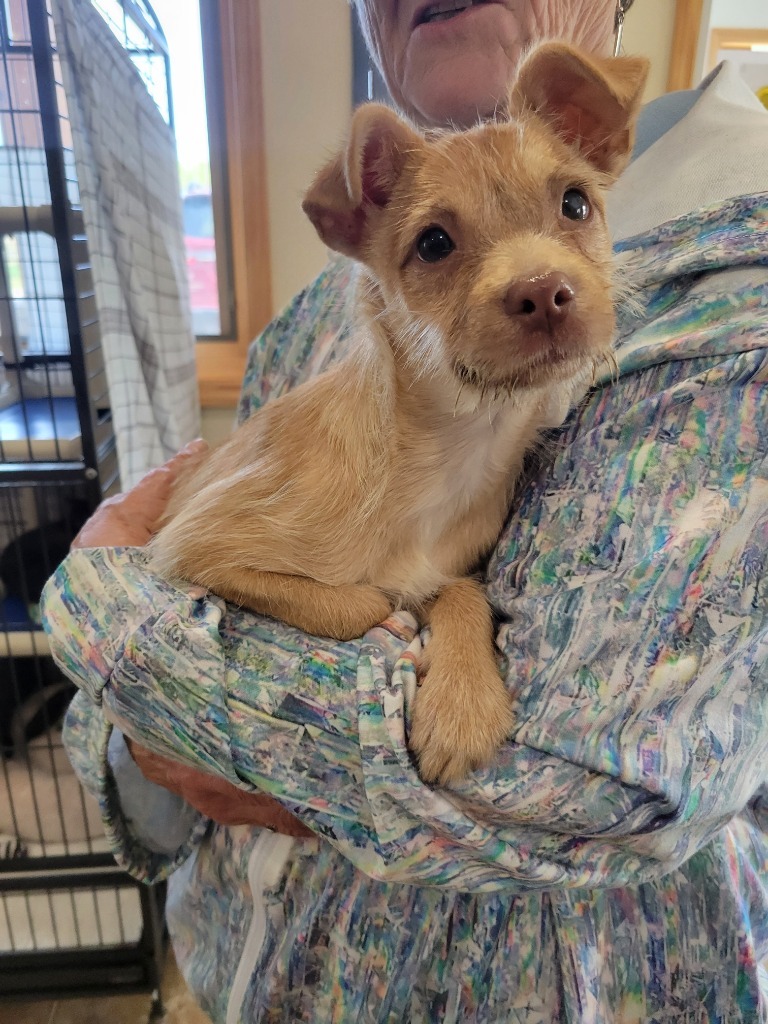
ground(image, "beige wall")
xmin=622 ymin=0 xmax=676 ymax=101
xmin=200 ymin=405 xmax=237 ymax=445
xmin=710 ymin=0 xmax=768 ymax=28
xmin=704 ymin=0 xmax=768 ymax=80
xmin=260 ymin=0 xmax=353 ymax=314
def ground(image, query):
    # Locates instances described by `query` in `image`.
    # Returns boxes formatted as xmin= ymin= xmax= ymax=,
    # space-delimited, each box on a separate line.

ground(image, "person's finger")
xmin=127 ymin=740 xmax=313 ymax=835
xmin=165 ymin=438 xmax=209 ymax=478
xmin=71 ymin=440 xmax=209 ymax=549
xmin=71 ymin=496 xmax=155 ymax=548
xmin=120 ymin=440 xmax=209 ymax=528
xmin=123 ymin=440 xmax=208 ymax=505
xmin=97 ymin=440 xmax=209 ymax=515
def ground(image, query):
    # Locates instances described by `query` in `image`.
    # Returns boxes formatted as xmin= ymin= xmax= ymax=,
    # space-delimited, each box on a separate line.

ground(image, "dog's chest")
xmin=374 ymin=409 xmax=532 ymax=599
xmin=418 ymin=438 xmax=504 ymax=540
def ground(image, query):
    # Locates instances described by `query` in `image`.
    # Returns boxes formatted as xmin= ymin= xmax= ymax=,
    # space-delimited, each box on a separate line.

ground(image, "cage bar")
xmin=0 ymin=0 xmax=169 ymax=1009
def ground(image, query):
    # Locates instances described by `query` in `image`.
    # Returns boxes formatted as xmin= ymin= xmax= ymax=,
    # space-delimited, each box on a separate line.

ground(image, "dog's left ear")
xmin=509 ymin=43 xmax=649 ymax=178
xmin=303 ymin=104 xmax=423 ymax=260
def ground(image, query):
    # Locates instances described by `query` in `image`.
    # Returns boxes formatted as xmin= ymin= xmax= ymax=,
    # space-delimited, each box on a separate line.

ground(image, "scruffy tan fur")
xmin=152 ymin=44 xmax=648 ymax=784
xmin=161 ymin=991 xmax=214 ymax=1024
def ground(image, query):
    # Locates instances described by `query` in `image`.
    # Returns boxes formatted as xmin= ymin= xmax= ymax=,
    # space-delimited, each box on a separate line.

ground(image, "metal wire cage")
xmin=0 ymin=0 xmax=170 ymax=1011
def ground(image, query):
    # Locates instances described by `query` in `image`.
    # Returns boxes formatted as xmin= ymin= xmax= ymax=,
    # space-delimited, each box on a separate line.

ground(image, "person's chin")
xmin=404 ymin=53 xmax=514 ymax=127
xmin=399 ymin=2 xmax=521 ymax=127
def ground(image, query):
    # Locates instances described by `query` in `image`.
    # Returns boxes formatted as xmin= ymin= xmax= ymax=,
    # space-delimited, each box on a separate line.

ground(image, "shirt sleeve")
xmin=55 ymin=566 xmax=211 ymax=882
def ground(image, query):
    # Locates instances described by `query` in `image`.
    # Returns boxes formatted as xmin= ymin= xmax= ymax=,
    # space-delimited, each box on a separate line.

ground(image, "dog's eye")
xmin=562 ymin=188 xmax=591 ymax=221
xmin=416 ymin=226 xmax=455 ymax=263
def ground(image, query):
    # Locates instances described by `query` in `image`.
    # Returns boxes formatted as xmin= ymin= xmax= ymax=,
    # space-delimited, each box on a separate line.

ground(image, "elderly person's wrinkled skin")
xmin=354 ymin=0 xmax=618 ymax=127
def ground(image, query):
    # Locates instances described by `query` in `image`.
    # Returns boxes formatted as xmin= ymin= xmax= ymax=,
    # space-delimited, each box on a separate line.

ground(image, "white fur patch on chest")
xmin=423 ymin=405 xmax=531 ymax=539
xmin=376 ymin=403 xmax=536 ymax=601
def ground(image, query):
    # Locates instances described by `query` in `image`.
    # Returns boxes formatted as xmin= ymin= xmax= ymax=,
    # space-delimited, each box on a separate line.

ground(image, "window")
xmin=191 ymin=0 xmax=271 ymax=405
xmin=352 ymin=10 xmax=389 ymax=106
xmin=97 ymin=0 xmax=272 ymax=405
xmin=147 ymin=0 xmax=233 ymax=340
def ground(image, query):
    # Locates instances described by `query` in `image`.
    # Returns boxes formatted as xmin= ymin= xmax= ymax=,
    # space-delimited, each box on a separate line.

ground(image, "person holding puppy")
xmin=45 ymin=0 xmax=768 ymax=1021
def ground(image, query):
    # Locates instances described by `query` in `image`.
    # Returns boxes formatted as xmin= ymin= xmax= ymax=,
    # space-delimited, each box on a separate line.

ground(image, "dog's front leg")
xmin=207 ymin=567 xmax=392 ymax=642
xmin=410 ymin=578 xmax=513 ymax=785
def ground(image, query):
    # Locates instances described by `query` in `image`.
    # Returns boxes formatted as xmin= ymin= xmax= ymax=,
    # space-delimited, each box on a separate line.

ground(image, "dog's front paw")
xmin=409 ymin=648 xmax=513 ymax=785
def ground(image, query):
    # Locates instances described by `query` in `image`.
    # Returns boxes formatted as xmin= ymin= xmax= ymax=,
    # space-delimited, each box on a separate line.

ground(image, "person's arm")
xmin=85 ymin=450 xmax=312 ymax=848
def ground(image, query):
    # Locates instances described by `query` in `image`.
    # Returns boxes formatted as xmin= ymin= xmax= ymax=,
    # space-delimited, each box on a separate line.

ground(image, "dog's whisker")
xmin=607 ymin=349 xmax=620 ymax=384
xmin=453 ymin=381 xmax=466 ymax=418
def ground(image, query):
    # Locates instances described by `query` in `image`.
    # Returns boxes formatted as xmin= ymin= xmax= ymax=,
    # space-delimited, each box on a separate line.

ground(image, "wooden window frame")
xmin=195 ymin=0 xmax=272 ymax=407
xmin=707 ymin=27 xmax=768 ymax=72
xmin=667 ymin=0 xmax=704 ymax=92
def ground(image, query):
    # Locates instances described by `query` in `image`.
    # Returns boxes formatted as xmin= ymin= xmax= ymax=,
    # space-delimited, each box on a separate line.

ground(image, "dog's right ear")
xmin=303 ymin=104 xmax=423 ymax=260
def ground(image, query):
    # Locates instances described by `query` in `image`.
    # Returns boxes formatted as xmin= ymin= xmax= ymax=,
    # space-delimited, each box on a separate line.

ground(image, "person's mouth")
xmin=413 ymin=0 xmax=495 ymax=29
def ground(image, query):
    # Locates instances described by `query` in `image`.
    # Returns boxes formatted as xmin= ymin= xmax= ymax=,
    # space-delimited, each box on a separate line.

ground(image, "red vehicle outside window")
xmin=183 ymin=192 xmax=220 ymax=336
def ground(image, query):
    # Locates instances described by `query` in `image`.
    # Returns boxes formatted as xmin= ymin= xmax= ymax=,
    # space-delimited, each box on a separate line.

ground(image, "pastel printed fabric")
xmin=48 ymin=194 xmax=768 ymax=1021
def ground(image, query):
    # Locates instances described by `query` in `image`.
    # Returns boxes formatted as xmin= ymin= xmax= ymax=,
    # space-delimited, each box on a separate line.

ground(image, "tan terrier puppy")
xmin=152 ymin=43 xmax=648 ymax=784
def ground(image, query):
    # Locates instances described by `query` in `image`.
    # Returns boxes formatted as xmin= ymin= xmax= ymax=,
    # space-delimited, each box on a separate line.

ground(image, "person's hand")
xmin=72 ymin=439 xmax=209 ymax=549
xmin=126 ymin=739 xmax=314 ymax=838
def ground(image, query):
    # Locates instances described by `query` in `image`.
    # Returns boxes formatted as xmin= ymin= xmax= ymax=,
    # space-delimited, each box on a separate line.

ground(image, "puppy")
xmin=152 ymin=43 xmax=648 ymax=784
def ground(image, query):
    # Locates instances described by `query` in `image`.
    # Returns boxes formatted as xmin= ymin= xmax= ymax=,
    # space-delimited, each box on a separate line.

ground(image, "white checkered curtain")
xmin=51 ymin=0 xmax=200 ymax=489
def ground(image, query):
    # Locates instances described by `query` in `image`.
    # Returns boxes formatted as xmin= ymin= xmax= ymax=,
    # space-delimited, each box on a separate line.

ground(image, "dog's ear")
xmin=302 ymin=104 xmax=422 ymax=259
xmin=509 ymin=43 xmax=649 ymax=178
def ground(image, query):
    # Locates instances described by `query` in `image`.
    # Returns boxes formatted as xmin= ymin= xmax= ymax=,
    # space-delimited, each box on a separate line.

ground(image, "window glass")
xmin=144 ymin=0 xmax=225 ymax=338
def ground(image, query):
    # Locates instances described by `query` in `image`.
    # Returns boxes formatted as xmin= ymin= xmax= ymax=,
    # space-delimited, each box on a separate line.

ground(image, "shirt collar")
xmin=609 ymin=61 xmax=768 ymax=243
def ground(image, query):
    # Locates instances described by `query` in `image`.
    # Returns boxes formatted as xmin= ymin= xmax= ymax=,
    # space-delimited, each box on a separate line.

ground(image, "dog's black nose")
xmin=503 ymin=273 xmax=575 ymax=331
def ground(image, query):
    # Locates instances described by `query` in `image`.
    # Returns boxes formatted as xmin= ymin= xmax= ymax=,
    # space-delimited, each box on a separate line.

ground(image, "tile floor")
xmin=0 ymin=948 xmax=210 ymax=1024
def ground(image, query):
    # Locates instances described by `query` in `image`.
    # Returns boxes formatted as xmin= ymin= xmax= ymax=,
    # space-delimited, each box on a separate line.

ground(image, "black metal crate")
xmin=0 ymin=0 xmax=170 ymax=1011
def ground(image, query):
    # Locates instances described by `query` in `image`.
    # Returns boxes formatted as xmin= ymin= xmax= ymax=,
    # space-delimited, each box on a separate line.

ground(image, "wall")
xmin=201 ymin=0 xmax=353 ymax=443
xmin=622 ymin=0 xmax=677 ymax=101
xmin=200 ymin=405 xmax=238 ymax=444
xmin=259 ymin=0 xmax=353 ymax=314
xmin=698 ymin=0 xmax=768 ymax=83
xmin=709 ymin=0 xmax=768 ymax=28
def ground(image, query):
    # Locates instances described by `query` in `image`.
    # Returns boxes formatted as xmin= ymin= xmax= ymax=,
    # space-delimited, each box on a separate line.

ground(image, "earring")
xmin=614 ymin=0 xmax=626 ymax=57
